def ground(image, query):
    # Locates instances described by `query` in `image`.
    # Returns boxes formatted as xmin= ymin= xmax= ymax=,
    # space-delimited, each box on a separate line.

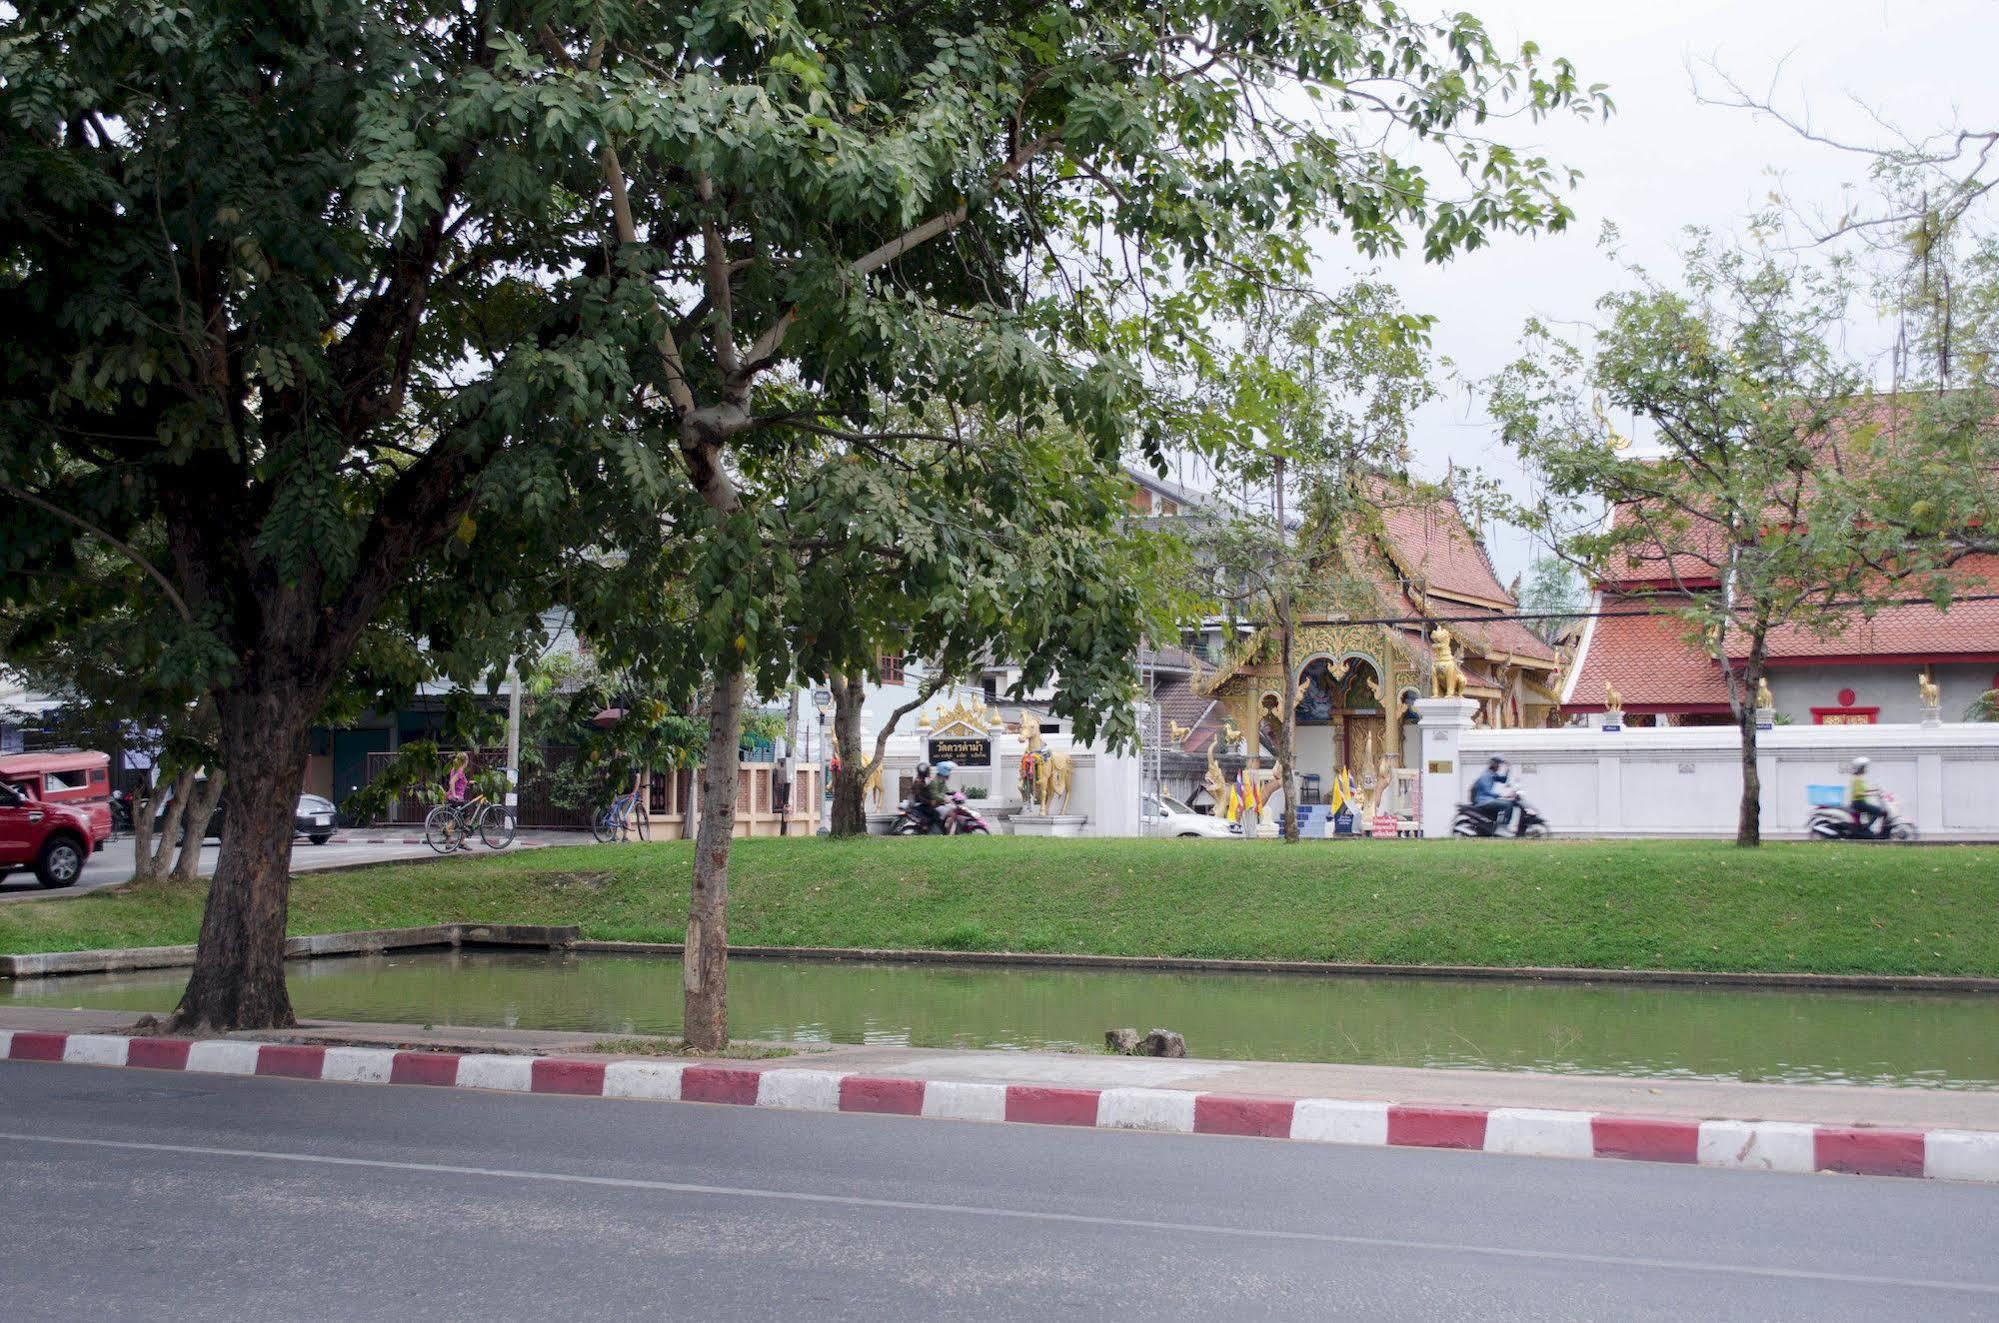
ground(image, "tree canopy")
xmin=0 ymin=0 xmax=1606 ymax=1032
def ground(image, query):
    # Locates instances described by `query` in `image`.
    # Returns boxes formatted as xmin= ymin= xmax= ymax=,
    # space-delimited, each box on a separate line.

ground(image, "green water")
xmin=10 ymin=949 xmax=1999 ymax=1089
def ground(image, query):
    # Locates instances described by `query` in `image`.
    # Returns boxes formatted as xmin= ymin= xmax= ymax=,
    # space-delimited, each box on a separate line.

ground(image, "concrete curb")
xmin=0 ymin=923 xmax=578 ymax=978
xmin=566 ymin=940 xmax=1999 ymax=994
xmin=6 ymin=1028 xmax=1995 ymax=1185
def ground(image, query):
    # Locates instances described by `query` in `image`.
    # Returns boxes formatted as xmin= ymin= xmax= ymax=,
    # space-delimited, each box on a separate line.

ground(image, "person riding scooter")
xmin=1470 ymin=755 xmax=1518 ymax=836
xmin=1848 ymin=756 xmax=1887 ymax=838
xmin=930 ymin=761 xmax=959 ymax=831
xmin=909 ymin=762 xmax=945 ymax=835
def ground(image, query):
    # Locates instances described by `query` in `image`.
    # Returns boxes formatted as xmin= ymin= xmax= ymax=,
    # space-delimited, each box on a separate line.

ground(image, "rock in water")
xmin=1105 ymin=1027 xmax=1141 ymax=1055
xmin=1140 ymin=1029 xmax=1187 ymax=1059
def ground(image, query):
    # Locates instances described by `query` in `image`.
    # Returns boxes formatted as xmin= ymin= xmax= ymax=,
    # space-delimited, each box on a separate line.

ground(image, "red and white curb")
xmin=7 ymin=1029 xmax=1997 ymax=1184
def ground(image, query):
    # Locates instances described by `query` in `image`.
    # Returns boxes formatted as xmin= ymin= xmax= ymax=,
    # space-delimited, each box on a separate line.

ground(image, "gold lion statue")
xmin=1429 ymin=626 xmax=1465 ymax=699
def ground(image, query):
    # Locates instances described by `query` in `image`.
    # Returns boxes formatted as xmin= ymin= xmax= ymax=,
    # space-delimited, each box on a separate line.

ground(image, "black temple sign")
xmin=928 ymin=737 xmax=991 ymax=767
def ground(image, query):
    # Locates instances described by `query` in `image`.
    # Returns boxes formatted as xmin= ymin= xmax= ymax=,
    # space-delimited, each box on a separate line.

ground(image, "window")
xmin=877 ymin=653 xmax=906 ymax=685
xmin=981 ymin=676 xmax=998 ymax=703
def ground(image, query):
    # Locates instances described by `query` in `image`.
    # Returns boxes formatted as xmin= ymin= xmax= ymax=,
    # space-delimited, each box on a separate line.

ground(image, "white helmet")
xmin=1850 ymin=756 xmax=1870 ymax=774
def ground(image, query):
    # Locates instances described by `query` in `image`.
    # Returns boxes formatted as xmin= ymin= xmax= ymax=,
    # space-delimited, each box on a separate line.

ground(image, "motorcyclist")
xmin=931 ymin=761 xmax=958 ymax=830
xmin=909 ymin=762 xmax=944 ymax=835
xmin=1470 ymin=755 xmax=1518 ymax=836
xmin=1848 ymin=756 xmax=1886 ymax=838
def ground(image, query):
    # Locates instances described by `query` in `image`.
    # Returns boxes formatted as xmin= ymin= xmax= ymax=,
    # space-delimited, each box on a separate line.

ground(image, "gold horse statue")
xmin=1920 ymin=670 xmax=1941 ymax=709
xmin=1020 ymin=722 xmax=1075 ymax=815
xmin=1429 ymin=626 xmax=1465 ymax=699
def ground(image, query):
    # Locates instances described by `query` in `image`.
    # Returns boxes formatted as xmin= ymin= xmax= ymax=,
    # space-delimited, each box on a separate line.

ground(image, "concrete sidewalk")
xmin=5 ymin=1004 xmax=1995 ymax=1134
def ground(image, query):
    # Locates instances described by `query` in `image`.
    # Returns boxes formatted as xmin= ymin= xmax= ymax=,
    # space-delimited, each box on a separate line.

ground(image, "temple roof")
xmin=1566 ymin=558 xmax=1999 ymax=711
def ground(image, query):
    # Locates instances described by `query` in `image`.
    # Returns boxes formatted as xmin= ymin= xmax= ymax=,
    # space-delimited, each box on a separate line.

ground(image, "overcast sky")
xmin=1333 ymin=0 xmax=1999 ymax=584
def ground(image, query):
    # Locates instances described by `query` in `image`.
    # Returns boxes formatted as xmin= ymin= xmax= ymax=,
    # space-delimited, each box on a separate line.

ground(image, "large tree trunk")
xmin=167 ymin=684 xmax=312 ymax=1032
xmin=170 ymin=768 xmax=226 ymax=883
xmin=828 ymin=672 xmax=868 ymax=837
xmin=684 ymin=662 xmax=745 ymax=1050
xmin=1735 ymin=642 xmax=1768 ymax=849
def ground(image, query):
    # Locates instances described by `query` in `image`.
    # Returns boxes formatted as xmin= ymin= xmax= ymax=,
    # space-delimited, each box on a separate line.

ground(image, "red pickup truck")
xmin=0 ymin=779 xmax=94 ymax=888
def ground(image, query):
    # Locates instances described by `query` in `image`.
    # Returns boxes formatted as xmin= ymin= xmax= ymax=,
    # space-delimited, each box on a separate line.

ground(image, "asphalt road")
xmin=2 ymin=832 xmax=593 ymax=902
xmin=2 ymin=1060 xmax=1996 ymax=1320
xmin=0 ymin=838 xmax=435 ymax=901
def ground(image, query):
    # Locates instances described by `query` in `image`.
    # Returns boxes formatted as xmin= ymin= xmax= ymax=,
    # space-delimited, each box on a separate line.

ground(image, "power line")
xmin=1291 ymin=592 xmax=1999 ymax=630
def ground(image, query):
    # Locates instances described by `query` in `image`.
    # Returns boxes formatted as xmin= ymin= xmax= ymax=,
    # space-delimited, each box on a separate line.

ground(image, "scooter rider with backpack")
xmin=1848 ymin=757 xmax=1888 ymax=838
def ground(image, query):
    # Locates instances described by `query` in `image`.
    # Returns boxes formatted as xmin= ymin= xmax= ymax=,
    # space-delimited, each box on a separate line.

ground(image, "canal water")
xmin=10 ymin=949 xmax=1999 ymax=1089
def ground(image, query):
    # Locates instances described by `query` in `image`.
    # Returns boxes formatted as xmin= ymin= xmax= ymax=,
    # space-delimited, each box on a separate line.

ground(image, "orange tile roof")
xmin=1568 ymin=594 xmax=1733 ymax=712
xmin=1570 ymin=558 xmax=1999 ymax=710
xmin=1373 ymin=489 xmax=1514 ymax=606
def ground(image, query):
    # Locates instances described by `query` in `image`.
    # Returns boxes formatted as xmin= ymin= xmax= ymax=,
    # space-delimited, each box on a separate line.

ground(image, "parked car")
xmin=153 ymin=784 xmax=340 ymax=846
xmin=0 ymin=778 xmax=95 ymax=887
xmin=1143 ymin=794 xmax=1240 ymax=838
xmin=0 ymin=750 xmax=113 ymax=846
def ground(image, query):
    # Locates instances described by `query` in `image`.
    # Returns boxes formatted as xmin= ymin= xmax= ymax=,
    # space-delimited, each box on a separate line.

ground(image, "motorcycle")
xmin=1452 ymin=790 xmax=1551 ymax=839
xmin=891 ymin=789 xmax=991 ymax=836
xmin=1808 ymin=791 xmax=1916 ymax=842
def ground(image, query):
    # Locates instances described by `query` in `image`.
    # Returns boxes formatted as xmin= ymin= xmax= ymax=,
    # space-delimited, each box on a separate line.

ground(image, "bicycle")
xmin=590 ymin=780 xmax=651 ymax=843
xmin=424 ymin=793 xmax=518 ymax=854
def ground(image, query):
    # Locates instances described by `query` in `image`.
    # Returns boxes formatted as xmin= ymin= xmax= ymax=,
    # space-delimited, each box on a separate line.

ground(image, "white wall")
xmin=1769 ymin=663 xmax=1995 ymax=724
xmin=1458 ymin=723 xmax=1999 ymax=839
xmin=874 ymin=722 xmax=1144 ymax=836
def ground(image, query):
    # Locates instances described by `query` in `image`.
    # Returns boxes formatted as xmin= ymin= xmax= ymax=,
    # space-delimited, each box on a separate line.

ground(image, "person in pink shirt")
xmin=446 ymin=751 xmax=471 ymax=805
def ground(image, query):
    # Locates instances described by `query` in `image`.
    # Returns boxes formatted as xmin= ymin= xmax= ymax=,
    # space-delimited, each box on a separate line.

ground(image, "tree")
xmin=1517 ymin=556 xmax=1586 ymax=643
xmin=537 ymin=0 xmax=1606 ymax=1046
xmin=1490 ymin=235 xmax=1986 ymax=845
xmin=3 ymin=1 xmax=1603 ymax=1037
xmin=1174 ymin=285 xmax=1437 ymax=841
xmin=809 ymin=414 xmax=1172 ymax=837
xmin=1 ymin=3 xmax=674 ymax=1029
xmin=0 ymin=536 xmax=222 ymax=883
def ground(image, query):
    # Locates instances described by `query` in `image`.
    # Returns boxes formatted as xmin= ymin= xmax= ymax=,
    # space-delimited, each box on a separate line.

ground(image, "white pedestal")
xmin=1922 ymin=706 xmax=1943 ymax=729
xmin=865 ymin=812 xmax=899 ymax=836
xmin=1414 ymin=697 xmax=1478 ymax=839
xmin=1010 ymin=814 xmax=1089 ymax=837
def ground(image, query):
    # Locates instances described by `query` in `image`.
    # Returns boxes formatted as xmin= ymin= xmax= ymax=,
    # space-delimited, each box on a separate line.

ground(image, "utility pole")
xmin=504 ymin=659 xmax=522 ymax=835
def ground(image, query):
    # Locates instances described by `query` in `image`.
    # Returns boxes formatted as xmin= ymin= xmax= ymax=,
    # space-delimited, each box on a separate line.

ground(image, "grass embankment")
xmin=2 ymin=837 xmax=1994 ymax=977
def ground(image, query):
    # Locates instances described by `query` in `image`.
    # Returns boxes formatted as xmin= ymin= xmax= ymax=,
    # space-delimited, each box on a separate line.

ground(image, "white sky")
xmin=1334 ymin=0 xmax=1999 ymax=584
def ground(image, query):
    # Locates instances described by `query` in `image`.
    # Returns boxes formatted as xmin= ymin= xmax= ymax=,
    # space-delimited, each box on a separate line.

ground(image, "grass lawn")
xmin=3 ymin=836 xmax=1995 ymax=977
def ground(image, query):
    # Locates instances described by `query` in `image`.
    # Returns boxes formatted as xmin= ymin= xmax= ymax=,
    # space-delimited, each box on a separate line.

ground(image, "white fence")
xmin=1457 ymin=721 xmax=1999 ymax=839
